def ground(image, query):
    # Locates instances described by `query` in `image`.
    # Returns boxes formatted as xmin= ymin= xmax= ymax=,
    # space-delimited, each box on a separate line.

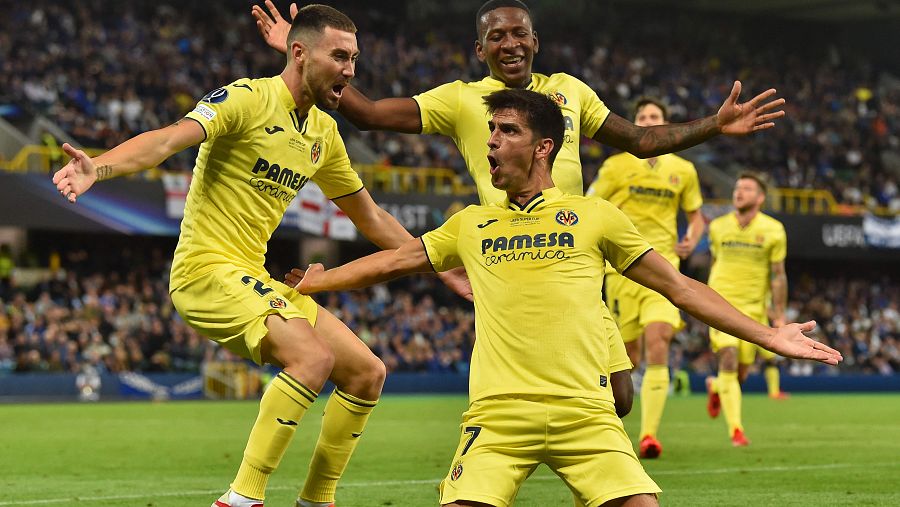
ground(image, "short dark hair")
xmin=288 ymin=4 xmax=357 ymax=44
xmin=737 ymin=171 xmax=769 ymax=195
xmin=483 ymin=89 xmax=565 ymax=167
xmin=475 ymin=0 xmax=531 ymax=39
xmin=633 ymin=97 xmax=668 ymax=122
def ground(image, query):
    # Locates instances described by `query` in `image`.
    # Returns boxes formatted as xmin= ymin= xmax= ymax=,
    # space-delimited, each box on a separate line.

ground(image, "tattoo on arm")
xmin=596 ymin=114 xmax=719 ymax=158
xmin=96 ymin=165 xmax=114 ymax=181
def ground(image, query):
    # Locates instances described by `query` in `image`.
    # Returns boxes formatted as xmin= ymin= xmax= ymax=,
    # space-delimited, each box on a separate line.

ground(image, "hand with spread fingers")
xmin=52 ymin=143 xmax=98 ymax=204
xmin=768 ymin=320 xmax=842 ymax=365
xmin=252 ymin=0 xmax=298 ymax=54
xmin=716 ymin=80 xmax=786 ymax=135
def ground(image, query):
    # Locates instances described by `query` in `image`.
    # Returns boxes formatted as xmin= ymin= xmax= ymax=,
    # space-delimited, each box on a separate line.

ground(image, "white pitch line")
xmin=1 ymin=462 xmax=897 ymax=505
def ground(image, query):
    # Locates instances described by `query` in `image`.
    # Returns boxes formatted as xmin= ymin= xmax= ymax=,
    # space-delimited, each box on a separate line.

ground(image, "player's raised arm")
xmin=290 ymin=238 xmax=433 ymax=295
xmin=52 ymin=119 xmax=205 ymax=203
xmin=252 ymin=1 xmax=423 ymax=133
xmin=622 ymin=250 xmax=842 ymax=365
xmin=252 ymin=0 xmax=297 ymax=54
xmin=338 ymin=86 xmax=423 ymax=133
xmin=594 ymin=81 xmax=785 ymax=159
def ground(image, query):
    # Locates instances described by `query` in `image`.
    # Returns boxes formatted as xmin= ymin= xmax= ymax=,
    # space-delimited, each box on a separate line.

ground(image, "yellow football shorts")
xmin=708 ymin=305 xmax=776 ymax=364
xmin=170 ymin=265 xmax=319 ymax=365
xmin=606 ymin=271 xmax=683 ymax=343
xmin=438 ymin=395 xmax=660 ymax=507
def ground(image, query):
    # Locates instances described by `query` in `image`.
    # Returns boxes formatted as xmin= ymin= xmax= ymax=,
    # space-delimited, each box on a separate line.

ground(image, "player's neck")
xmin=280 ymin=68 xmax=315 ymax=118
xmin=735 ymin=208 xmax=759 ymax=227
xmin=507 ymin=170 xmax=554 ymax=206
xmin=492 ymin=72 xmax=533 ymax=89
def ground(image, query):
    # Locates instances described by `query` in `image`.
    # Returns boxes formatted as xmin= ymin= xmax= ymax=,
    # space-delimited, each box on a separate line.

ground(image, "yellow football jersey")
xmin=707 ymin=212 xmax=786 ymax=309
xmin=421 ymin=187 xmax=650 ymax=403
xmin=171 ymin=76 xmax=363 ymax=289
xmin=587 ymin=152 xmax=702 ymax=268
xmin=413 ymin=73 xmax=610 ymax=205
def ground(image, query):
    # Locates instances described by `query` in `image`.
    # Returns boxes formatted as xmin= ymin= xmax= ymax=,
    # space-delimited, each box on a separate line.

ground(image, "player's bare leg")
xmin=601 ymin=493 xmax=660 ymax=506
xmin=717 ymin=346 xmax=749 ymax=446
xmin=638 ymin=322 xmax=674 ymax=458
xmin=217 ymin=316 xmax=334 ymax=507
xmin=297 ymin=306 xmax=386 ymax=506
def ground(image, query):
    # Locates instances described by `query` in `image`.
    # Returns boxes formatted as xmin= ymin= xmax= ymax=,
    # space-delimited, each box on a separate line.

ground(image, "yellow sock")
xmin=639 ymin=364 xmax=669 ymax=438
xmin=719 ymin=371 xmax=743 ymax=434
xmin=708 ymin=376 xmax=719 ymax=394
xmin=232 ymin=371 xmax=317 ymax=500
xmin=765 ymin=365 xmax=780 ymax=397
xmin=300 ymin=389 xmax=378 ymax=503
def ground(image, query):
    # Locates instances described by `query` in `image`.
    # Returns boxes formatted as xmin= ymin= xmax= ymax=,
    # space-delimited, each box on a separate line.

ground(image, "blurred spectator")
xmin=1 ymin=1 xmax=897 ymax=204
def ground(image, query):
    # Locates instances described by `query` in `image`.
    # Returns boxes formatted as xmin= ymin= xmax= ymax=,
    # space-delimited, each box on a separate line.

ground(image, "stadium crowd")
xmin=1 ymin=244 xmax=896 ymax=378
xmin=1 ymin=1 xmax=898 ymax=208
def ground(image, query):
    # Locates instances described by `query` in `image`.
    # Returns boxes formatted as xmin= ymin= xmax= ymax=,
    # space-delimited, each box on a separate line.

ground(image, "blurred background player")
xmin=49 ymin=5 xmax=473 ymax=507
xmin=705 ymin=172 xmax=789 ymax=447
xmin=586 ymin=98 xmax=705 ymax=459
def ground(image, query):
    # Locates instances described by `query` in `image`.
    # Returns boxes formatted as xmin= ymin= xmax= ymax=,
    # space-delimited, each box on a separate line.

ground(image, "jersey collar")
xmin=505 ymin=187 xmax=564 ymax=213
xmin=276 ymin=76 xmax=310 ymax=134
xmin=482 ymin=74 xmax=536 ymax=90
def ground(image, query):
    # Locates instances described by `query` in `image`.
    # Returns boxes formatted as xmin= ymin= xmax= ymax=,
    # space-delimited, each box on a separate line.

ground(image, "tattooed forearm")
xmin=635 ymin=116 xmax=719 ymax=158
xmin=96 ymin=165 xmax=114 ymax=181
xmin=595 ymin=114 xmax=720 ymax=158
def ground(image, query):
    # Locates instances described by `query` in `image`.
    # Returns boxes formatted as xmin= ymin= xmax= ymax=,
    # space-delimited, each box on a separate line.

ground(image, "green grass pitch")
xmin=1 ymin=393 xmax=898 ymax=506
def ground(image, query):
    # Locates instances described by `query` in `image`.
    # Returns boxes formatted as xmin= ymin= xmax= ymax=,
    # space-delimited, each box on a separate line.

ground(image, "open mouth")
xmin=487 ymin=154 xmax=499 ymax=174
xmin=499 ymin=56 xmax=524 ymax=68
xmin=331 ymin=84 xmax=346 ymax=97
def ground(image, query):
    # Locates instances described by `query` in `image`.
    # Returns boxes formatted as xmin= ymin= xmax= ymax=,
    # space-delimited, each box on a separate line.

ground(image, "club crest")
xmin=450 ymin=461 xmax=464 ymax=481
xmin=310 ymin=139 xmax=322 ymax=164
xmin=269 ymin=298 xmax=287 ymax=309
xmin=555 ymin=209 xmax=579 ymax=226
xmin=548 ymin=91 xmax=567 ymax=106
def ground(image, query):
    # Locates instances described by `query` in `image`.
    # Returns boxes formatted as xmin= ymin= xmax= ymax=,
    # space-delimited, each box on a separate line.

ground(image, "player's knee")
xmin=281 ymin=337 xmax=335 ymax=384
xmin=338 ymin=355 xmax=386 ymax=399
xmin=358 ymin=355 xmax=387 ymax=391
xmin=719 ymin=348 xmax=738 ymax=371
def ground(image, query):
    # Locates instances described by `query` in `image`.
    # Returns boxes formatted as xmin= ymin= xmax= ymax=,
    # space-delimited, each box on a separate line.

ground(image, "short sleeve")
xmin=607 ymin=319 xmax=633 ymax=373
xmin=184 ymin=80 xmax=253 ymax=140
xmin=681 ymin=163 xmax=704 ymax=213
xmin=420 ymin=208 xmax=467 ymax=272
xmin=585 ymin=158 xmax=617 ymax=199
xmin=708 ymin=219 xmax=721 ymax=259
xmin=574 ymin=76 xmax=611 ymax=139
xmin=413 ymin=81 xmax=461 ymax=137
xmin=770 ymin=222 xmax=787 ymax=263
xmin=597 ymin=200 xmax=652 ymax=273
xmin=311 ymin=125 xmax=364 ymax=199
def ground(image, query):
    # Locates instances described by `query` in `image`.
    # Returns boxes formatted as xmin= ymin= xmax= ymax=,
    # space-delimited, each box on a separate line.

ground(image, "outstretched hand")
xmin=716 ymin=81 xmax=786 ymax=135
xmin=252 ymin=0 xmax=297 ymax=55
xmin=52 ymin=143 xmax=98 ymax=204
xmin=285 ymin=264 xmax=325 ymax=295
xmin=767 ymin=320 xmax=842 ymax=365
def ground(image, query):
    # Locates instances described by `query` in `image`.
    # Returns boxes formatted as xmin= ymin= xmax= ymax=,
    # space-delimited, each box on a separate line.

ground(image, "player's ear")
xmin=290 ymin=40 xmax=307 ymax=66
xmin=535 ymin=138 xmax=553 ymax=161
xmin=475 ymin=39 xmax=486 ymax=63
xmin=532 ymin=30 xmax=539 ymax=54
